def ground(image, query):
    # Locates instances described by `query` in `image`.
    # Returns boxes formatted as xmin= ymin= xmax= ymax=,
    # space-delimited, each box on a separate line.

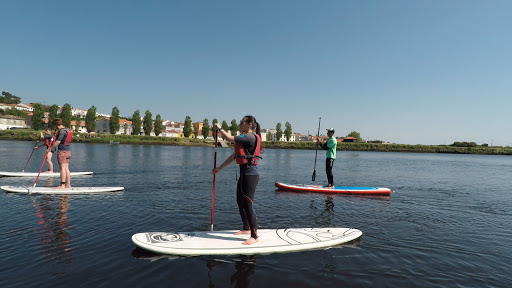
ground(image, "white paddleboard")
xmin=0 ymin=171 xmax=94 ymax=177
xmin=132 ymin=227 xmax=362 ymax=256
xmin=0 ymin=185 xmax=124 ymax=194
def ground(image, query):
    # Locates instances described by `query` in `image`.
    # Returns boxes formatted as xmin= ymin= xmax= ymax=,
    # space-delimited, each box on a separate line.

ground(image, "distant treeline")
xmin=1 ymin=129 xmax=511 ymax=155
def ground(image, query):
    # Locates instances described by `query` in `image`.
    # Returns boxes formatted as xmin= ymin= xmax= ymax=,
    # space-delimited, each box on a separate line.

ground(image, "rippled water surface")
xmin=1 ymin=140 xmax=511 ymax=287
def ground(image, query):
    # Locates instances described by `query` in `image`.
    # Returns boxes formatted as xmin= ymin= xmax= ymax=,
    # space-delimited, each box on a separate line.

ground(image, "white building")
xmin=71 ymin=107 xmax=88 ymax=118
xmin=0 ymin=115 xmax=26 ymax=129
xmin=265 ymin=129 xmax=295 ymax=142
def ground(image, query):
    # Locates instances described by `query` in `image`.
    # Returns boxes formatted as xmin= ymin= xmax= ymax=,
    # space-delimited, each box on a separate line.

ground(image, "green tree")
xmin=0 ymin=91 xmax=21 ymax=104
xmin=85 ymin=105 xmax=97 ymax=133
xmin=60 ymin=103 xmax=73 ymax=128
xmin=154 ymin=114 xmax=163 ymax=136
xmin=49 ymin=104 xmax=59 ymax=124
xmin=132 ymin=110 xmax=142 ymax=135
xmin=202 ymin=118 xmax=210 ymax=139
xmin=143 ymin=110 xmax=153 ymax=136
xmin=1 ymin=107 xmax=27 ymax=117
xmin=123 ymin=123 xmax=128 ymax=135
xmin=230 ymin=119 xmax=238 ymax=136
xmin=212 ymin=118 xmax=219 ymax=136
xmin=193 ymin=123 xmax=199 ymax=138
xmin=346 ymin=131 xmax=362 ymax=142
xmin=284 ymin=122 xmax=293 ymax=141
xmin=451 ymin=141 xmax=477 ymax=147
xmin=275 ymin=123 xmax=283 ymax=141
xmin=109 ymin=106 xmax=121 ymax=134
xmin=31 ymin=103 xmax=45 ymax=130
xmin=183 ymin=116 xmax=192 ymax=138
xmin=73 ymin=116 xmax=81 ymax=133
xmin=221 ymin=120 xmax=229 ymax=131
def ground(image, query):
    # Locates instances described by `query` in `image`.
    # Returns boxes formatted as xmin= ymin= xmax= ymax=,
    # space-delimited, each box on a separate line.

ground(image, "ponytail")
xmin=244 ymin=115 xmax=263 ymax=151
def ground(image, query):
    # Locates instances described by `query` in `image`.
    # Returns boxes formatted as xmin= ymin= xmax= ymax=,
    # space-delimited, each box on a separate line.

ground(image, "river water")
xmin=0 ymin=140 xmax=511 ymax=287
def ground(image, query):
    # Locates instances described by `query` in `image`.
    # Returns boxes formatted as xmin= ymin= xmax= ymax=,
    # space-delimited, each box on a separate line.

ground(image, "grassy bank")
xmin=263 ymin=141 xmax=512 ymax=155
xmin=1 ymin=129 xmax=511 ymax=155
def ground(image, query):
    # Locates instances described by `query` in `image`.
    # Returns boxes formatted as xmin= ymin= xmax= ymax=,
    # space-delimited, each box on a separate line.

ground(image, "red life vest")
xmin=234 ymin=134 xmax=262 ymax=165
xmin=57 ymin=128 xmax=72 ymax=146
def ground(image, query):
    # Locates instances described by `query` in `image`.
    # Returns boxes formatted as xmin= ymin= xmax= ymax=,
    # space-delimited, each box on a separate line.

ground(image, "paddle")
xmin=211 ymin=127 xmax=219 ymax=231
xmin=312 ymin=117 xmax=321 ymax=181
xmin=30 ymin=149 xmax=49 ymax=194
xmin=22 ymin=138 xmax=40 ymax=172
xmin=30 ymin=137 xmax=54 ymax=194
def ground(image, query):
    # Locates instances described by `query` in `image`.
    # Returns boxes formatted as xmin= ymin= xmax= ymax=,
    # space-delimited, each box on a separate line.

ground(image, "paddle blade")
xmin=312 ymin=169 xmax=316 ymax=181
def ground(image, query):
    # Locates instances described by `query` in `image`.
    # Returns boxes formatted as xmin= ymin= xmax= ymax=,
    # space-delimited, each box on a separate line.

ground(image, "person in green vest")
xmin=317 ymin=128 xmax=337 ymax=188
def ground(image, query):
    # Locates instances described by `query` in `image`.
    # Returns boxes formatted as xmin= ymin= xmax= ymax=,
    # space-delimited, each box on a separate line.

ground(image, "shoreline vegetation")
xmin=2 ymin=129 xmax=511 ymax=155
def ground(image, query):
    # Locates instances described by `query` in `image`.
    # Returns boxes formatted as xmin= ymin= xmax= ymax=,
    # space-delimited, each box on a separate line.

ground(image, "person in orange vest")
xmin=48 ymin=118 xmax=72 ymax=189
xmin=34 ymin=127 xmax=56 ymax=173
xmin=213 ymin=115 xmax=262 ymax=245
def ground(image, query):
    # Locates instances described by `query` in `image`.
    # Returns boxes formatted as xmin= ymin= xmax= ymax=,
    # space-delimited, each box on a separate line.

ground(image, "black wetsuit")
xmin=235 ymin=133 xmax=259 ymax=239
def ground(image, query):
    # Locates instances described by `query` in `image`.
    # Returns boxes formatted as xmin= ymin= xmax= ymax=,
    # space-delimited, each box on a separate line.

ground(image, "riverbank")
xmin=2 ymin=129 xmax=511 ymax=155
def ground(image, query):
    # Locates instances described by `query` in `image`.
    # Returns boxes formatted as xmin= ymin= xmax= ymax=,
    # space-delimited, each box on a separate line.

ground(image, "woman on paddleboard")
xmin=48 ymin=118 xmax=72 ymax=189
xmin=34 ymin=127 xmax=56 ymax=173
xmin=213 ymin=115 xmax=262 ymax=245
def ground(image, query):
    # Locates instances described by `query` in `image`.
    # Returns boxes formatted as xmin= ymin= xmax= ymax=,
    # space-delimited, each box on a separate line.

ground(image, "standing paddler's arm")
xmin=214 ymin=123 xmax=235 ymax=143
xmin=47 ymin=140 xmax=60 ymax=153
xmin=212 ymin=153 xmax=236 ymax=174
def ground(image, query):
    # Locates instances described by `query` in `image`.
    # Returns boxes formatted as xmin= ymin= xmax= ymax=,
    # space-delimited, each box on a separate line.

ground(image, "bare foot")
xmin=234 ymin=230 xmax=251 ymax=235
xmin=242 ymin=237 xmax=259 ymax=245
xmin=54 ymin=185 xmax=66 ymax=190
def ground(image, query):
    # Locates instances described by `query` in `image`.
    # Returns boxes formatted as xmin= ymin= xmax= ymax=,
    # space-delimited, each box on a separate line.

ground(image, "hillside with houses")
xmin=1 ymin=101 xmax=364 ymax=144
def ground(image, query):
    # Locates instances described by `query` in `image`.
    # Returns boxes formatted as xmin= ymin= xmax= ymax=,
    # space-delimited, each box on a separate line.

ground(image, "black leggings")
xmin=236 ymin=174 xmax=259 ymax=239
xmin=325 ymin=158 xmax=335 ymax=186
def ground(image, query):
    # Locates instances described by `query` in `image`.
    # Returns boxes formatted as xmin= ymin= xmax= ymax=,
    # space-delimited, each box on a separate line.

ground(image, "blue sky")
xmin=1 ymin=0 xmax=511 ymax=146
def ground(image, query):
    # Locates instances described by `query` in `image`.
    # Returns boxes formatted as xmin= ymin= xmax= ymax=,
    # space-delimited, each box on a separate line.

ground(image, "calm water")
xmin=1 ymin=140 xmax=511 ymax=287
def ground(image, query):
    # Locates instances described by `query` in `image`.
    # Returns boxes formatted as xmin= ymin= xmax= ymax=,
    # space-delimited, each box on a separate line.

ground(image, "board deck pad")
xmin=0 ymin=186 xmax=124 ymax=194
xmin=0 ymin=171 xmax=93 ymax=177
xmin=132 ymin=227 xmax=362 ymax=256
xmin=275 ymin=182 xmax=392 ymax=195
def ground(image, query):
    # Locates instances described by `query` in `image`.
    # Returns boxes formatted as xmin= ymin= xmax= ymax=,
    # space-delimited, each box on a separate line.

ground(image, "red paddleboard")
xmin=275 ymin=182 xmax=391 ymax=195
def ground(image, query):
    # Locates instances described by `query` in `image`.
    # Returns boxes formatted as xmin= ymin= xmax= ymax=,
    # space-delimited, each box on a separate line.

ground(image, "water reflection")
xmin=33 ymin=195 xmax=73 ymax=262
xmin=130 ymin=249 xmax=257 ymax=288
xmin=320 ymin=196 xmax=335 ymax=226
xmin=130 ymin=247 xmax=179 ymax=261
xmin=230 ymin=255 xmax=256 ymax=288
xmin=206 ymin=255 xmax=256 ymax=288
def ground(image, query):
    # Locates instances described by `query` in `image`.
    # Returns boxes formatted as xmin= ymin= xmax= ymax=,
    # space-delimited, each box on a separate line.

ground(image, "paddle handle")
xmin=312 ymin=117 xmax=321 ymax=181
